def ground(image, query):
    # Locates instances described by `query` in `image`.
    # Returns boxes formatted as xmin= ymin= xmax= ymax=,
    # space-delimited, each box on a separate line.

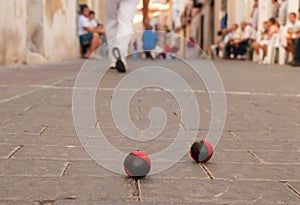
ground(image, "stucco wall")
xmin=27 ymin=0 xmax=45 ymax=64
xmin=0 ymin=0 xmax=79 ymax=66
xmin=43 ymin=0 xmax=79 ymax=61
xmin=288 ymin=0 xmax=299 ymax=14
xmin=0 ymin=0 xmax=27 ymax=65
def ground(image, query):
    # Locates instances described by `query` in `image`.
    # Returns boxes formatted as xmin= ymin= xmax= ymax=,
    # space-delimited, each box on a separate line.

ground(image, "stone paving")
xmin=0 ymin=59 xmax=300 ymax=204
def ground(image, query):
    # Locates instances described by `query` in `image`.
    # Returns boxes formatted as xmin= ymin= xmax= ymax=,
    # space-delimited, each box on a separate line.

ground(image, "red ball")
xmin=190 ymin=139 xmax=213 ymax=163
xmin=124 ymin=151 xmax=151 ymax=179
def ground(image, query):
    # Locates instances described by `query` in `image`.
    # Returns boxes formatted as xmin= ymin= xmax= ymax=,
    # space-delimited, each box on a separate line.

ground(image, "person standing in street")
xmin=104 ymin=0 xmax=150 ymax=73
xmin=250 ymin=0 xmax=259 ymax=30
xmin=278 ymin=0 xmax=288 ymax=26
xmin=271 ymin=0 xmax=280 ymax=19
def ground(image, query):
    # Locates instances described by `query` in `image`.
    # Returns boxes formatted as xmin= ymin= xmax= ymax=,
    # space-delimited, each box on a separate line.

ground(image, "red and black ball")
xmin=190 ymin=139 xmax=213 ymax=163
xmin=124 ymin=151 xmax=151 ymax=179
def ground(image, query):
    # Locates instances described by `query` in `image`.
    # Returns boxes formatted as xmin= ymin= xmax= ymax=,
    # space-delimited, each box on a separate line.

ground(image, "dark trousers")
xmin=234 ymin=40 xmax=248 ymax=56
xmin=294 ymin=37 xmax=300 ymax=62
xmin=224 ymin=42 xmax=234 ymax=58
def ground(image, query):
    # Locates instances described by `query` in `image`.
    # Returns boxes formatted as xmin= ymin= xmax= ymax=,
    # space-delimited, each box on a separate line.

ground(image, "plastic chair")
xmin=266 ymin=33 xmax=281 ymax=64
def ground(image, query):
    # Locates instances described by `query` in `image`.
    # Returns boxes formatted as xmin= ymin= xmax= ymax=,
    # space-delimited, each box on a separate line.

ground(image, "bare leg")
xmin=284 ymin=38 xmax=294 ymax=57
xmin=85 ymin=33 xmax=101 ymax=57
xmin=262 ymin=45 xmax=267 ymax=58
xmin=252 ymin=42 xmax=260 ymax=55
xmin=209 ymin=47 xmax=213 ymax=56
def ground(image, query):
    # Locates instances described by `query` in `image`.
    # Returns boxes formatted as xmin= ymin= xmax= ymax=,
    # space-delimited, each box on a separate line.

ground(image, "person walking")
xmin=104 ymin=0 xmax=150 ymax=73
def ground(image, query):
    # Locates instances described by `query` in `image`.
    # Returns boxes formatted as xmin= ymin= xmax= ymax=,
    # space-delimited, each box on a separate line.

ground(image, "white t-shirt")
xmin=286 ymin=20 xmax=300 ymax=38
xmin=242 ymin=25 xmax=256 ymax=40
xmin=89 ymin=19 xmax=98 ymax=29
xmin=78 ymin=15 xmax=90 ymax=36
xmin=223 ymin=32 xmax=233 ymax=44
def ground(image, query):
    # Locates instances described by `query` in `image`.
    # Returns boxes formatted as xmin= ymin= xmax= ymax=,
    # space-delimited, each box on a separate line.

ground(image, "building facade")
xmin=190 ymin=0 xmax=300 ymax=53
xmin=0 ymin=0 xmax=171 ymax=66
xmin=1 ymin=0 xmax=299 ymax=66
xmin=0 ymin=0 xmax=79 ymax=66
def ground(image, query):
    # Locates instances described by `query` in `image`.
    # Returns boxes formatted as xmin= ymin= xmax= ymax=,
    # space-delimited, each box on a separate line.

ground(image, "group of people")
xmin=78 ymin=0 xmax=150 ymax=73
xmin=210 ymin=0 xmax=300 ymax=66
xmin=78 ymin=2 xmax=167 ymax=64
xmin=78 ymin=5 xmax=105 ymax=59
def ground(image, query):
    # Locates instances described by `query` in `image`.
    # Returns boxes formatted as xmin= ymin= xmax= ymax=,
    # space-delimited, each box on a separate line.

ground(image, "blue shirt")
xmin=142 ymin=30 xmax=159 ymax=50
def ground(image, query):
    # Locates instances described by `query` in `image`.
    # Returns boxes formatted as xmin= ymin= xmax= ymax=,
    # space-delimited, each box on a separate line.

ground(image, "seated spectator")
xmin=252 ymin=18 xmax=279 ymax=61
xmin=142 ymin=25 xmax=159 ymax=60
xmin=223 ymin=24 xmax=239 ymax=59
xmin=284 ymin=12 xmax=300 ymax=59
xmin=88 ymin=10 xmax=106 ymax=45
xmin=291 ymin=36 xmax=300 ymax=66
xmin=233 ymin=22 xmax=256 ymax=60
xmin=187 ymin=37 xmax=196 ymax=58
xmin=78 ymin=5 xmax=102 ymax=59
xmin=253 ymin=21 xmax=269 ymax=56
xmin=288 ymin=12 xmax=300 ymax=66
xmin=89 ymin=11 xmax=105 ymax=34
xmin=209 ymin=30 xmax=225 ymax=59
xmin=89 ymin=11 xmax=98 ymax=28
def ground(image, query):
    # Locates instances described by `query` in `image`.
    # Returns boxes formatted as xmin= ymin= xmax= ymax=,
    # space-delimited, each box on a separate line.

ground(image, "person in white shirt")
xmin=88 ymin=11 xmax=98 ymax=29
xmin=290 ymin=10 xmax=300 ymax=66
xmin=251 ymin=0 xmax=259 ymax=30
xmin=252 ymin=18 xmax=279 ymax=62
xmin=78 ymin=5 xmax=102 ymax=59
xmin=89 ymin=11 xmax=106 ymax=49
xmin=104 ymin=0 xmax=150 ymax=73
xmin=252 ymin=21 xmax=269 ymax=56
xmin=234 ymin=22 xmax=256 ymax=59
xmin=278 ymin=0 xmax=288 ymax=26
xmin=285 ymin=12 xmax=300 ymax=57
xmin=223 ymin=24 xmax=239 ymax=59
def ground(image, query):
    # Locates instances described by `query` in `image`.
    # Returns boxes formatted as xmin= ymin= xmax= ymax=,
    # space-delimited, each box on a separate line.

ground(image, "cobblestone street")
xmin=0 ymin=59 xmax=300 ymax=204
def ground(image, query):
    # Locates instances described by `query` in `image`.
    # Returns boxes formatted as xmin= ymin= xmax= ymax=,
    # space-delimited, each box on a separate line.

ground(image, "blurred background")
xmin=0 ymin=0 xmax=299 ymax=65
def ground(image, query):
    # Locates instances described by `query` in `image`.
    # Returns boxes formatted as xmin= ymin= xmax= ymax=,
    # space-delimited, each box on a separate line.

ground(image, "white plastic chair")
xmin=278 ymin=32 xmax=288 ymax=65
xmin=252 ymin=33 xmax=263 ymax=63
xmin=277 ymin=35 xmax=293 ymax=65
xmin=265 ymin=33 xmax=281 ymax=65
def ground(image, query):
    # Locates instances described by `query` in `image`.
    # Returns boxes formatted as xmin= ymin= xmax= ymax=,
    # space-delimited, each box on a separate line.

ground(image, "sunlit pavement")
xmin=0 ymin=59 xmax=300 ymax=204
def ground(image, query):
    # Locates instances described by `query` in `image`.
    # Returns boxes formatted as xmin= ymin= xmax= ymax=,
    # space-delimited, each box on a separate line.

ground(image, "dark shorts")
xmin=79 ymin=33 xmax=93 ymax=46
